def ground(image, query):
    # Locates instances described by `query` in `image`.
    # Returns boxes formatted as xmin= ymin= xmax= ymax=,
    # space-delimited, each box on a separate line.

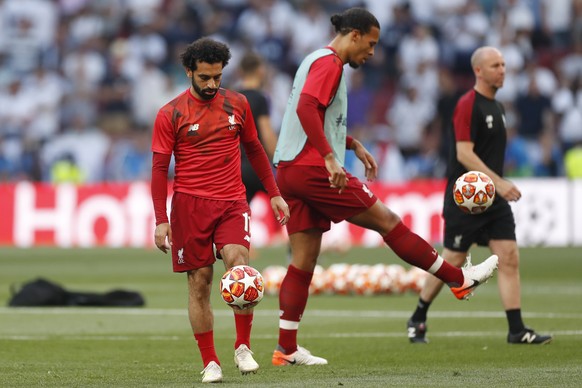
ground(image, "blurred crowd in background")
xmin=1 ymin=0 xmax=582 ymax=184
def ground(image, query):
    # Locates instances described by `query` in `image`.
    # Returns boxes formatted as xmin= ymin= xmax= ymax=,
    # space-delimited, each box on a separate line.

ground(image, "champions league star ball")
xmin=453 ymin=171 xmax=496 ymax=214
xmin=220 ymin=265 xmax=264 ymax=310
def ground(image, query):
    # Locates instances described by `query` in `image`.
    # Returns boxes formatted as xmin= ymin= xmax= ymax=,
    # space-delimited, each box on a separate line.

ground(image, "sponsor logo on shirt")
xmin=188 ymin=124 xmax=200 ymax=136
xmin=485 ymin=115 xmax=493 ymax=129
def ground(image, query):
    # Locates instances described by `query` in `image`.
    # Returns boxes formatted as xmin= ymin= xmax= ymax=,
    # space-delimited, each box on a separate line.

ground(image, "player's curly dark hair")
xmin=330 ymin=7 xmax=380 ymax=35
xmin=180 ymin=37 xmax=232 ymax=71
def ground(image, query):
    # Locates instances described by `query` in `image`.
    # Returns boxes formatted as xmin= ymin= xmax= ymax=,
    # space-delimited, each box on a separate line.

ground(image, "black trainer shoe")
xmin=407 ymin=320 xmax=428 ymax=343
xmin=507 ymin=328 xmax=553 ymax=344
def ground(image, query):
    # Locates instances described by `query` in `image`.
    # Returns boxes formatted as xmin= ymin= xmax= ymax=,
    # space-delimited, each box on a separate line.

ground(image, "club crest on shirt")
xmin=228 ymin=114 xmax=237 ymax=130
xmin=453 ymin=234 xmax=463 ymax=249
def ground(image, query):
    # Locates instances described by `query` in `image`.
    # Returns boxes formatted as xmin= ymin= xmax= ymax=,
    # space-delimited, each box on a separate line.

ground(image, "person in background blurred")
xmin=150 ymin=37 xmax=289 ymax=383
xmin=406 ymin=46 xmax=553 ymax=345
xmin=237 ymin=51 xmax=278 ymax=204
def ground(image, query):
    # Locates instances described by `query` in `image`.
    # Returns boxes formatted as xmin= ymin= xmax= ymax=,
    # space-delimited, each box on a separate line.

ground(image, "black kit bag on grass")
xmin=8 ymin=278 xmax=145 ymax=307
xmin=8 ymin=278 xmax=69 ymax=306
xmin=66 ymin=289 xmax=145 ymax=307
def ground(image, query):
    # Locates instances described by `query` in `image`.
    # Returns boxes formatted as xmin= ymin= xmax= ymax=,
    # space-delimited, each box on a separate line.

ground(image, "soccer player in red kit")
xmin=271 ymin=8 xmax=499 ymax=366
xmin=151 ymin=38 xmax=290 ymax=383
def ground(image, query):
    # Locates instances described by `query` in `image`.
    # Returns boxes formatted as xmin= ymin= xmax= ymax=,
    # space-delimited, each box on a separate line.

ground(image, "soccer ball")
xmin=220 ymin=265 xmax=264 ymax=310
xmin=453 ymin=171 xmax=496 ymax=214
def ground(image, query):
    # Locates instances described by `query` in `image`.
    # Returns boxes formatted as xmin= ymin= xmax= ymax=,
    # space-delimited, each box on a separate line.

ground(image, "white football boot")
xmin=451 ymin=255 xmax=499 ymax=300
xmin=200 ymin=361 xmax=222 ymax=383
xmin=234 ymin=344 xmax=259 ymax=374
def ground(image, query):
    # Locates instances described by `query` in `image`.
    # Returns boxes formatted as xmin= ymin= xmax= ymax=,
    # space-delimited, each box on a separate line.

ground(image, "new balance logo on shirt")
xmin=188 ymin=124 xmax=200 ymax=136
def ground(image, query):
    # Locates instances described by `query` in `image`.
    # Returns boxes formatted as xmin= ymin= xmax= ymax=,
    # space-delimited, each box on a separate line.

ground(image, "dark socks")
xmin=506 ymin=308 xmax=526 ymax=334
xmin=411 ymin=298 xmax=432 ymax=322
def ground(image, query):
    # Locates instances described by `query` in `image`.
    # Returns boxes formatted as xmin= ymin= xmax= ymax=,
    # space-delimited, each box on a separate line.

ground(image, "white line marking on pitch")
xmin=1 ymin=331 xmax=580 ymax=341
xmin=0 ymin=308 xmax=581 ymax=319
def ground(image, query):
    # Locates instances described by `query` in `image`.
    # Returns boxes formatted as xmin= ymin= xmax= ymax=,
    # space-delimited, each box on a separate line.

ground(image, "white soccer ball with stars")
xmin=220 ymin=265 xmax=264 ymax=310
xmin=453 ymin=171 xmax=496 ymax=215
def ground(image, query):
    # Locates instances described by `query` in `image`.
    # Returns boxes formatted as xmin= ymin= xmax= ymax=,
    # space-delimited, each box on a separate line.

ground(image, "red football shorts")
xmin=169 ymin=192 xmax=251 ymax=272
xmin=276 ymin=165 xmax=378 ymax=235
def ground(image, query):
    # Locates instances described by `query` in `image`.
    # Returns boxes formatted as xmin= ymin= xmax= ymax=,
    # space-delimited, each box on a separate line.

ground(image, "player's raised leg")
xmin=349 ymin=200 xmax=498 ymax=299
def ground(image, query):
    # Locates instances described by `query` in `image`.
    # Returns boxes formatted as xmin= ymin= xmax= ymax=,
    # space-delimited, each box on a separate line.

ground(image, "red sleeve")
xmin=151 ymin=110 xmax=175 ymax=154
xmin=301 ymin=54 xmax=343 ymax=106
xmin=242 ymin=137 xmax=281 ymax=198
xmin=346 ymin=135 xmax=353 ymax=149
xmin=151 ymin=152 xmax=171 ymax=225
xmin=297 ymin=93 xmax=333 ymax=157
xmin=453 ymin=91 xmax=475 ymax=142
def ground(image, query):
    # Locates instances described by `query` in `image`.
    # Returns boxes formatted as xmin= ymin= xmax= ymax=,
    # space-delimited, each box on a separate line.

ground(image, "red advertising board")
xmin=3 ymin=179 xmax=581 ymax=247
xmin=0 ymin=181 xmax=446 ymax=248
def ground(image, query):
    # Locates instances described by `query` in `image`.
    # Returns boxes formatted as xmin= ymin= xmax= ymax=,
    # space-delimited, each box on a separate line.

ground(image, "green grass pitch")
xmin=1 ymin=245 xmax=581 ymax=387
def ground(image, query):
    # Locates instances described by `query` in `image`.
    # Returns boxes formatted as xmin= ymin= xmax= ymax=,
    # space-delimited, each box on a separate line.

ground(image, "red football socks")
xmin=278 ymin=265 xmax=313 ymax=354
xmin=383 ymin=221 xmax=463 ymax=286
xmin=234 ymin=313 xmax=253 ymax=349
xmin=194 ymin=330 xmax=220 ymax=367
